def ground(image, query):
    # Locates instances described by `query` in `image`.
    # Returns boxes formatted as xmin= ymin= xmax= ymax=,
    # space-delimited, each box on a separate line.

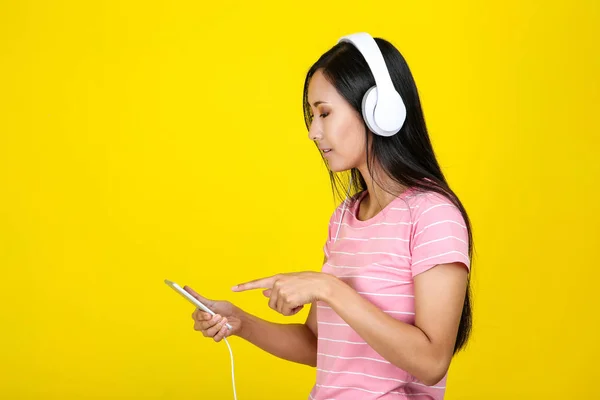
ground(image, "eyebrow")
xmin=311 ymin=100 xmax=330 ymax=107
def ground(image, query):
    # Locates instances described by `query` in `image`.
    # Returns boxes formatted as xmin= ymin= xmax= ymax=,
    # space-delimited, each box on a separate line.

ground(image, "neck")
xmin=356 ymin=164 xmax=407 ymax=218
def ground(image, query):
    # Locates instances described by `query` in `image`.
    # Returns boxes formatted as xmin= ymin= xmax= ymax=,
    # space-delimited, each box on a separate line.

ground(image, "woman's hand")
xmin=184 ymin=286 xmax=245 ymax=342
xmin=231 ymin=271 xmax=335 ymax=316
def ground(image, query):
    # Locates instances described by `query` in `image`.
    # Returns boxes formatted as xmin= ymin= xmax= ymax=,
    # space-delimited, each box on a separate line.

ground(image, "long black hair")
xmin=302 ymin=36 xmax=474 ymax=354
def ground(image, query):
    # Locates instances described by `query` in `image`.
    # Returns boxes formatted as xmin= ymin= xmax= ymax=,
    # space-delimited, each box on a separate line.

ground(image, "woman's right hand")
xmin=184 ymin=285 xmax=244 ymax=342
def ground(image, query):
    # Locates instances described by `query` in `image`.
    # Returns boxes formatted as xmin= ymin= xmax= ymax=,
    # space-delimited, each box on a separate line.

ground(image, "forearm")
xmin=324 ymin=277 xmax=446 ymax=385
xmin=237 ymin=311 xmax=317 ymax=367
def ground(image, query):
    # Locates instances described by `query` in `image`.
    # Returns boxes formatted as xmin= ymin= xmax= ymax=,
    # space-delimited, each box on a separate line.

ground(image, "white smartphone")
xmin=164 ymin=279 xmax=232 ymax=330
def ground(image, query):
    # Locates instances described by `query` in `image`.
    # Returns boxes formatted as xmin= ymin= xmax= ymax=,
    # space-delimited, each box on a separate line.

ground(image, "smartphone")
xmin=164 ymin=279 xmax=232 ymax=330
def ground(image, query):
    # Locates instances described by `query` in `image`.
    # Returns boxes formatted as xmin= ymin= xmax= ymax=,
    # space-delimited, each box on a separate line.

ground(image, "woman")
xmin=184 ymin=32 xmax=473 ymax=399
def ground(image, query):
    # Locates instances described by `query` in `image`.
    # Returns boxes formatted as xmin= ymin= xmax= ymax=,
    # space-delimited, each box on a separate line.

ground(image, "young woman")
xmin=184 ymin=32 xmax=473 ymax=400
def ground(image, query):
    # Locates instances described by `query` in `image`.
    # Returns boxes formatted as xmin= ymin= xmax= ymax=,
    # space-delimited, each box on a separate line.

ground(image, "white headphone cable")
xmin=223 ymin=337 xmax=237 ymax=400
xmin=334 ymin=175 xmax=353 ymax=243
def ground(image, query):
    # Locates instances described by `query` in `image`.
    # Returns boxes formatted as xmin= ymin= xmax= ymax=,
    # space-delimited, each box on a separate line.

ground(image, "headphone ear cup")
xmin=361 ymin=86 xmax=380 ymax=135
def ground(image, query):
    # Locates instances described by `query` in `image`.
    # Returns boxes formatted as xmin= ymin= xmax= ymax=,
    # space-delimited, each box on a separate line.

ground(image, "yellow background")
xmin=1 ymin=1 xmax=598 ymax=399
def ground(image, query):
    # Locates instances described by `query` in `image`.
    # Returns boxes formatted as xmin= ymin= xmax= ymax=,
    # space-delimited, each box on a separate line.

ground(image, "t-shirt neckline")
xmin=349 ymin=187 xmax=416 ymax=227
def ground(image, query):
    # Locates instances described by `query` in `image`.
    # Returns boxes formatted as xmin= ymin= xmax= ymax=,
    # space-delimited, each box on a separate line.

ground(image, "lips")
xmin=321 ymin=148 xmax=332 ymax=153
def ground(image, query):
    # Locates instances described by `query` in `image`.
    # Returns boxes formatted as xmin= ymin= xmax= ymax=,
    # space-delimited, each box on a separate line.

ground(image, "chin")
xmin=325 ymin=155 xmax=356 ymax=173
xmin=327 ymin=163 xmax=352 ymax=173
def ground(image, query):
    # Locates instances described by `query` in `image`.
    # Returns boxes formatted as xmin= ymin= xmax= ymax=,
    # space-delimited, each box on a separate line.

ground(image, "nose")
xmin=308 ymin=122 xmax=323 ymax=142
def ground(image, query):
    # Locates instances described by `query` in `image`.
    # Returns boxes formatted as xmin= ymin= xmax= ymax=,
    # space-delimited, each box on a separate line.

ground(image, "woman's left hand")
xmin=231 ymin=271 xmax=335 ymax=316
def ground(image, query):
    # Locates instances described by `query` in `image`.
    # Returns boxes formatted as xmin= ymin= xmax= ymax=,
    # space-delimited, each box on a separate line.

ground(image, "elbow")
xmin=414 ymin=358 xmax=450 ymax=387
xmin=420 ymin=370 xmax=447 ymax=387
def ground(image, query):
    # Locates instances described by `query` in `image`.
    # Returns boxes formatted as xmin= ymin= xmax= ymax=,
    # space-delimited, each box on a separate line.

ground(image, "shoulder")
xmin=403 ymin=189 xmax=464 ymax=223
xmin=406 ymin=189 xmax=471 ymax=274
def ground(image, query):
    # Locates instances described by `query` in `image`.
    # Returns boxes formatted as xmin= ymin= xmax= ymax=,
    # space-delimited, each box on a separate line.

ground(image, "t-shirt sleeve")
xmin=409 ymin=194 xmax=471 ymax=277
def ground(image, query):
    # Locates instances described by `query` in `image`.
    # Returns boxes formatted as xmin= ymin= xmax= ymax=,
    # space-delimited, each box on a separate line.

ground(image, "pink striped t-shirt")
xmin=308 ymin=187 xmax=470 ymax=400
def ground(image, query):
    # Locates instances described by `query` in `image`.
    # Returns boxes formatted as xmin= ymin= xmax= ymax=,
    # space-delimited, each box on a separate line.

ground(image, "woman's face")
xmin=307 ymin=69 xmax=370 ymax=173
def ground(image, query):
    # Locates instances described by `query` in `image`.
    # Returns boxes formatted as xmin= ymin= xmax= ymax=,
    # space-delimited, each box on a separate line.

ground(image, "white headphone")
xmin=337 ymin=32 xmax=407 ymax=137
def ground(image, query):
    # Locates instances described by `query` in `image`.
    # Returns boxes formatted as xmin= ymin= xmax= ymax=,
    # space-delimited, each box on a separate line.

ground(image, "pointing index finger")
xmin=232 ymin=275 xmax=278 ymax=292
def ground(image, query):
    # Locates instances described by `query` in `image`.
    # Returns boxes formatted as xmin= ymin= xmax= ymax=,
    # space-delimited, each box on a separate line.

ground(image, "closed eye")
xmin=307 ymin=111 xmax=329 ymax=121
